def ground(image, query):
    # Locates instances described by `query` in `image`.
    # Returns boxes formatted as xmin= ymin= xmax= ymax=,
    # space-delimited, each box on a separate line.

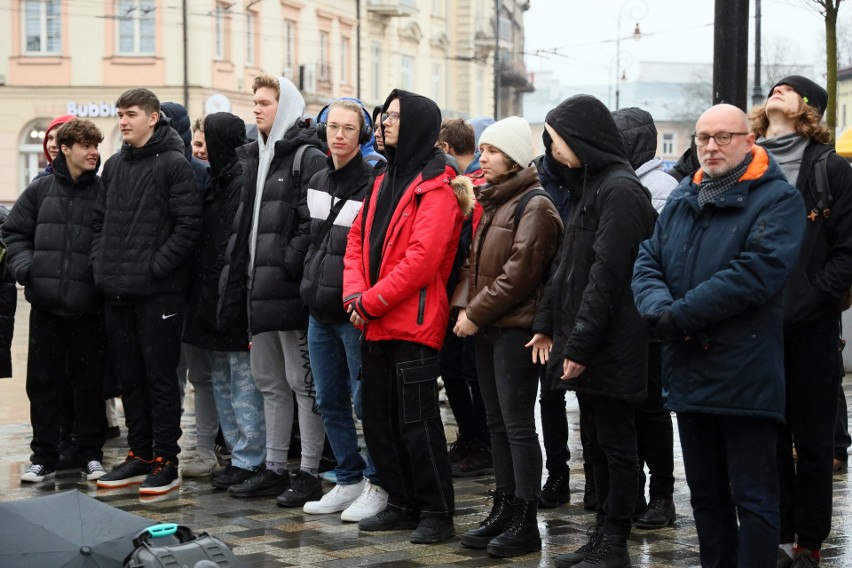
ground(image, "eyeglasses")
xmin=327 ymin=124 xmax=359 ymax=137
xmin=693 ymin=132 xmax=749 ymax=147
xmin=381 ymin=111 xmax=400 ymax=125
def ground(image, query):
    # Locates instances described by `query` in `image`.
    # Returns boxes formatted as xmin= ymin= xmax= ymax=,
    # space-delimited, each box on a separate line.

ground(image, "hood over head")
xmin=261 ymin=76 xmax=305 ymax=149
xmin=44 ymin=114 xmax=75 ymax=163
xmin=381 ymin=89 xmax=444 ymax=178
xmin=544 ymin=94 xmax=629 ymax=176
xmin=160 ymin=102 xmax=192 ymax=152
xmin=204 ymin=112 xmax=248 ymax=177
xmin=611 ymin=107 xmax=658 ymax=170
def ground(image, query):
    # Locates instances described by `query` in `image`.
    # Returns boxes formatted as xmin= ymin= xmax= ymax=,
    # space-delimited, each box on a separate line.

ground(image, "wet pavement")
xmin=1 ymin=291 xmax=851 ymax=567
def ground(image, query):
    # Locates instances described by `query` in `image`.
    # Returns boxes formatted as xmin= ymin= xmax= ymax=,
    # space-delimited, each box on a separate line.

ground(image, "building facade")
xmin=0 ymin=0 xmax=531 ymax=201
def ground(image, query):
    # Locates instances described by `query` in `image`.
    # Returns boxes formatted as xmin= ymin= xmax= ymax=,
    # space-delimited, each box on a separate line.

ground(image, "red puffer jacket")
xmin=343 ymin=166 xmax=474 ymax=350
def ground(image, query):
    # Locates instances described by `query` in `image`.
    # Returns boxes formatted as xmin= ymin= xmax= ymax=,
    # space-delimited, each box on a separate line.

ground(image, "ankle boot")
xmin=460 ymin=491 xmax=514 ymax=549
xmin=554 ymin=524 xmax=603 ymax=567
xmin=486 ymin=498 xmax=542 ymax=558
xmin=574 ymin=533 xmax=630 ymax=568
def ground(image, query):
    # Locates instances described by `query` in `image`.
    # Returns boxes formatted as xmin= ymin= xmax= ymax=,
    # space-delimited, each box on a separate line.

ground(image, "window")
xmin=401 ymin=55 xmax=413 ymax=91
xmin=18 ymin=120 xmax=49 ymax=194
xmin=431 ymin=64 xmax=441 ymax=104
xmin=284 ymin=20 xmax=296 ymax=78
xmin=245 ymin=12 xmax=254 ymax=65
xmin=340 ymin=37 xmax=350 ymax=84
xmin=319 ymin=30 xmax=329 ymax=81
xmin=432 ymin=0 xmax=445 ymax=16
xmin=371 ymin=42 xmax=381 ymax=100
xmin=117 ymin=0 xmax=155 ymax=55
xmin=23 ymin=0 xmax=61 ymax=54
xmin=662 ymin=133 xmax=675 ymax=155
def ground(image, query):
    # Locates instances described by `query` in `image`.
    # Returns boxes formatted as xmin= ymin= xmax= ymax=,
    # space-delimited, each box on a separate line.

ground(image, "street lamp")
xmin=615 ymin=0 xmax=647 ymax=110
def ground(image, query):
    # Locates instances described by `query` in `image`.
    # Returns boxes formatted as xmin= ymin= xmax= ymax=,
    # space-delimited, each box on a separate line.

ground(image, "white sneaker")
xmin=340 ymin=480 xmax=389 ymax=522
xmin=21 ymin=463 xmax=55 ymax=483
xmin=303 ymin=479 xmax=365 ymax=514
xmin=83 ymin=460 xmax=107 ymax=481
xmin=180 ymin=448 xmax=220 ymax=478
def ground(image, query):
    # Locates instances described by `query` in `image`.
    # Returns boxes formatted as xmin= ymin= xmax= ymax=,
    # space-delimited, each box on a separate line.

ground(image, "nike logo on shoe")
xmin=162 ymin=313 xmax=178 ymax=320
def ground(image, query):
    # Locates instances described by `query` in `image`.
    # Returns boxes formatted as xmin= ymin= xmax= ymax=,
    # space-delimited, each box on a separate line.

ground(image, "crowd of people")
xmin=7 ymin=71 xmax=852 ymax=568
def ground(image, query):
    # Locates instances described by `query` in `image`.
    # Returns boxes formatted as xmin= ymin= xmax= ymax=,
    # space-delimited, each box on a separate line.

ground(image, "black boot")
xmin=460 ymin=491 xmax=514 ymax=549
xmin=539 ymin=468 xmax=570 ymax=508
xmin=554 ymin=524 xmax=603 ymax=567
xmin=574 ymin=534 xmax=630 ymax=568
xmin=486 ymin=498 xmax=541 ymax=558
xmin=634 ymin=497 xmax=675 ymax=530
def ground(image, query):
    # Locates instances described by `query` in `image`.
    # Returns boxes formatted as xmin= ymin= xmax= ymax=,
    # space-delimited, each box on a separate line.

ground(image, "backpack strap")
xmin=513 ymin=188 xmax=555 ymax=228
xmin=291 ymin=144 xmax=310 ymax=197
xmin=809 ymin=149 xmax=834 ymax=220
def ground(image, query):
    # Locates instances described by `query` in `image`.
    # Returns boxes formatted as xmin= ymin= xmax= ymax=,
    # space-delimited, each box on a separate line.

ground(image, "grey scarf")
xmin=757 ymin=133 xmax=808 ymax=187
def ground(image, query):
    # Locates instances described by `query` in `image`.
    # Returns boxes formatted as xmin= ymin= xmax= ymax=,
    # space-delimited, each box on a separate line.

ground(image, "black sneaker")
xmin=56 ymin=441 xmax=83 ymax=471
xmin=21 ymin=463 xmax=56 ymax=483
xmin=448 ymin=437 xmax=473 ymax=464
xmin=358 ymin=508 xmax=420 ymax=532
xmin=139 ymin=457 xmax=180 ymax=495
xmin=276 ymin=470 xmax=324 ymax=508
xmin=539 ymin=469 xmax=570 ymax=508
xmin=451 ymin=440 xmax=493 ymax=477
xmin=212 ymin=465 xmax=255 ymax=490
xmin=410 ymin=517 xmax=455 ymax=544
xmin=228 ymin=467 xmax=289 ymax=498
xmin=97 ymin=452 xmax=152 ymax=489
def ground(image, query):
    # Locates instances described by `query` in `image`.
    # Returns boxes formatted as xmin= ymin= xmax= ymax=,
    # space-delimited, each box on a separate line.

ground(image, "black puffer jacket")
xmin=301 ymin=153 xmax=372 ymax=324
xmin=183 ymin=112 xmax=249 ymax=351
xmin=4 ymin=153 xmax=101 ymax=315
xmin=91 ymin=120 xmax=202 ymax=300
xmin=781 ymin=141 xmax=852 ymax=332
xmin=534 ymin=95 xmax=657 ymax=401
xmin=219 ymin=124 xmax=326 ymax=334
xmin=0 ymin=206 xmax=15 ymax=378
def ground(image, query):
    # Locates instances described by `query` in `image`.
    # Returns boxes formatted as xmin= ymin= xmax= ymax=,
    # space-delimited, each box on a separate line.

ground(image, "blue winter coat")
xmin=632 ymin=146 xmax=805 ymax=421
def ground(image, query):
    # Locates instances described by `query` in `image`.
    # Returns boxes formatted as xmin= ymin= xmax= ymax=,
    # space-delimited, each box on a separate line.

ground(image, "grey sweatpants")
xmin=250 ymin=330 xmax=324 ymax=468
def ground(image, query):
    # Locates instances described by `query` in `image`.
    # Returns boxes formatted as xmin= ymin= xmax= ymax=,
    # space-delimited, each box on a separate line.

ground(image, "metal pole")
xmin=615 ymin=11 xmax=622 ymax=110
xmin=182 ymin=0 xmax=189 ymax=110
xmin=356 ymin=0 xmax=361 ymax=100
xmin=493 ymin=0 xmax=501 ymax=119
xmin=751 ymin=0 xmax=763 ymax=106
xmin=713 ymin=0 xmax=750 ymax=110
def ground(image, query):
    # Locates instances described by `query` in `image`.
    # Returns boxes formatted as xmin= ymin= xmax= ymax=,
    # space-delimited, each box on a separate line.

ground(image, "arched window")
xmin=18 ymin=119 xmax=50 ymax=194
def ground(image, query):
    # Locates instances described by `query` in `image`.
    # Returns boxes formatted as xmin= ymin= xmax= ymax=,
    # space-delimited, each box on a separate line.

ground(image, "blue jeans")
xmin=209 ymin=350 xmax=265 ymax=470
xmin=678 ymin=413 xmax=780 ymax=568
xmin=308 ymin=316 xmax=376 ymax=485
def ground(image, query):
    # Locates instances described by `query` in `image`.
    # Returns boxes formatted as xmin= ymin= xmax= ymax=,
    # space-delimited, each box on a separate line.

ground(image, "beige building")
xmin=0 ymin=0 xmax=531 ymax=201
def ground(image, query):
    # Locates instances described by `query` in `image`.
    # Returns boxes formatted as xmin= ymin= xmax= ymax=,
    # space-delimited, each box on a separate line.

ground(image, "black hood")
xmin=381 ymin=89 xmax=444 ymax=180
xmin=120 ymin=119 xmax=185 ymax=160
xmin=204 ymin=112 xmax=247 ymax=177
xmin=611 ymin=107 xmax=657 ymax=170
xmin=544 ymin=95 xmax=630 ymax=177
xmin=160 ymin=102 xmax=192 ymax=148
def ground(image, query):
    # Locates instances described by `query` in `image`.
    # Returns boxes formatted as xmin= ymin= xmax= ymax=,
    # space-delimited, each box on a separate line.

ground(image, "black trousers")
xmin=635 ymin=341 xmax=675 ymax=499
xmin=104 ymin=294 xmax=184 ymax=462
xmin=361 ymin=340 xmax=454 ymax=518
xmin=578 ymin=392 xmax=639 ymax=538
xmin=539 ymin=376 xmax=571 ymax=476
xmin=27 ymin=307 xmax=107 ymax=466
xmin=779 ymin=317 xmax=841 ymax=550
xmin=439 ymin=326 xmax=489 ymax=444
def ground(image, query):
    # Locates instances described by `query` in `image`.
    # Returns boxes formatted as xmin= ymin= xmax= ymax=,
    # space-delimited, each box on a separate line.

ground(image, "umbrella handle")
xmin=133 ymin=523 xmax=197 ymax=547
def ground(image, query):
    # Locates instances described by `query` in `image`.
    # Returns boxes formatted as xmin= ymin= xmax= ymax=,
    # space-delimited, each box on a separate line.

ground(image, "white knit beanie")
xmin=478 ymin=116 xmax=534 ymax=168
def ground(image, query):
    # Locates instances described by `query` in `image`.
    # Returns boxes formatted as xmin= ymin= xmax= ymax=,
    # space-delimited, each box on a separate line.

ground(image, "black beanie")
xmin=771 ymin=75 xmax=828 ymax=117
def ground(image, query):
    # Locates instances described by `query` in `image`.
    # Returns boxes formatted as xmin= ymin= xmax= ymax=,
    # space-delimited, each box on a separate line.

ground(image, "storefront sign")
xmin=67 ymin=102 xmax=118 ymax=118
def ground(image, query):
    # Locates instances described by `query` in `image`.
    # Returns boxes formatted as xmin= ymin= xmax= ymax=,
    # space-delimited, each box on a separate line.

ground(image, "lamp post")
xmin=615 ymin=0 xmax=647 ymax=110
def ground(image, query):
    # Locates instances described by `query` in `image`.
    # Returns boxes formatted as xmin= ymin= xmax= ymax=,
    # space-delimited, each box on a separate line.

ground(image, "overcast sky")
xmin=523 ymin=0 xmax=841 ymax=87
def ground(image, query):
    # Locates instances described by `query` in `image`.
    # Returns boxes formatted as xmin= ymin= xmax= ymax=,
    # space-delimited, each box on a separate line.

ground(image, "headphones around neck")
xmin=316 ymin=99 xmax=373 ymax=145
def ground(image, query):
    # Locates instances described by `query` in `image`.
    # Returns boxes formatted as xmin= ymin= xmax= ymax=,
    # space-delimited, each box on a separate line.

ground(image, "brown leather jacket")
xmin=452 ymin=166 xmax=562 ymax=329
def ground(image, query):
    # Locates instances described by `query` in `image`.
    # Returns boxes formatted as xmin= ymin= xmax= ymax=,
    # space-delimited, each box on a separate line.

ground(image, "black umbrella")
xmin=0 ymin=489 xmax=153 ymax=567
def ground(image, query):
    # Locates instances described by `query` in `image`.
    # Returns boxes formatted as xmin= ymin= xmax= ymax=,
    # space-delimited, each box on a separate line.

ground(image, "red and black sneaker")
xmin=139 ymin=457 xmax=180 ymax=495
xmin=97 ymin=451 xmax=152 ymax=489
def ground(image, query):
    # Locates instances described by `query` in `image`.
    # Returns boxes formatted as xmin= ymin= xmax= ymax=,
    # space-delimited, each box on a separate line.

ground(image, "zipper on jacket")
xmin=417 ymin=288 xmax=426 ymax=325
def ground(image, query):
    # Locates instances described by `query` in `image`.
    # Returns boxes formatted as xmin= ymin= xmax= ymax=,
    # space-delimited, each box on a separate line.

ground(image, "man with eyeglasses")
xmin=343 ymin=89 xmax=475 ymax=544
xmin=300 ymin=99 xmax=389 ymax=523
xmin=632 ymin=103 xmax=806 ymax=568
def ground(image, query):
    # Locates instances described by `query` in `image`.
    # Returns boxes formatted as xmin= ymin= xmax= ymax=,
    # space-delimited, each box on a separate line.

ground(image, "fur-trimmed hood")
xmin=451 ymin=174 xmax=475 ymax=217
